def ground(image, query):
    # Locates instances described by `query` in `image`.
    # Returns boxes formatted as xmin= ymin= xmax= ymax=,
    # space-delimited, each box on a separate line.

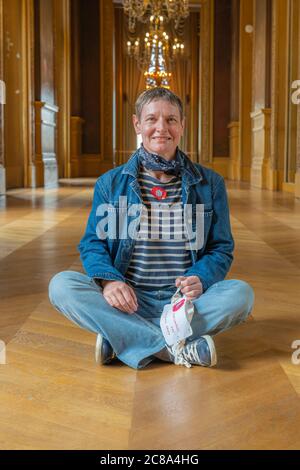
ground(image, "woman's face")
xmin=132 ymin=99 xmax=185 ymax=160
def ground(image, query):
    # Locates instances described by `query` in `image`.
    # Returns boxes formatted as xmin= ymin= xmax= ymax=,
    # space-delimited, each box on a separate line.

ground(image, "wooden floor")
xmin=0 ymin=178 xmax=300 ymax=450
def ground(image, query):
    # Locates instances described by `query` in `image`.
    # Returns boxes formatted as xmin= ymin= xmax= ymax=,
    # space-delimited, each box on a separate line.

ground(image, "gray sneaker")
xmin=167 ymin=335 xmax=217 ymax=368
xmin=95 ymin=333 xmax=116 ymax=365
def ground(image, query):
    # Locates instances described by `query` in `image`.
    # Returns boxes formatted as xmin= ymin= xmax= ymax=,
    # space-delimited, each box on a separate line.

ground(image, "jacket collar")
xmin=121 ymin=147 xmax=203 ymax=186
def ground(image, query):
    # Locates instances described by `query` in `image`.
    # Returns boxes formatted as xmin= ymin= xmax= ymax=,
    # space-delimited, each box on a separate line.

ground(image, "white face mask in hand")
xmin=160 ymin=287 xmax=194 ymax=347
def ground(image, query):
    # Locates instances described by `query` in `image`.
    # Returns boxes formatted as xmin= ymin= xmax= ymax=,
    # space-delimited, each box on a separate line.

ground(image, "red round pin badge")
xmin=151 ymin=186 xmax=167 ymax=200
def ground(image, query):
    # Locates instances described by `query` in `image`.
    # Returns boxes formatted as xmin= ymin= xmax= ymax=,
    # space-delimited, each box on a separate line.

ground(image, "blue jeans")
xmin=48 ymin=271 xmax=254 ymax=369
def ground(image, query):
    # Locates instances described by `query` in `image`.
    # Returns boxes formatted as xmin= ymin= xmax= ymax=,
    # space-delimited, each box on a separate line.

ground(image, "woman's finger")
xmin=121 ymin=289 xmax=138 ymax=313
xmin=105 ymin=293 xmax=131 ymax=314
xmin=126 ymin=285 xmax=138 ymax=308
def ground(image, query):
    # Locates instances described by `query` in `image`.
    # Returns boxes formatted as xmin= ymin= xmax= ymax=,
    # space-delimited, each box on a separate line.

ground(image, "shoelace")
xmin=182 ymin=341 xmax=202 ymax=365
xmin=168 ymin=341 xmax=201 ymax=369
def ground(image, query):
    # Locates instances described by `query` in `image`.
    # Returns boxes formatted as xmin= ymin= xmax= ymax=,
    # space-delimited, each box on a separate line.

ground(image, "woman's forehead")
xmin=141 ymin=99 xmax=180 ymax=116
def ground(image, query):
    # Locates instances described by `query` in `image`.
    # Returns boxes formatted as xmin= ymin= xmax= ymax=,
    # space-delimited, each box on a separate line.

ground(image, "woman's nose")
xmin=156 ymin=118 xmax=167 ymax=131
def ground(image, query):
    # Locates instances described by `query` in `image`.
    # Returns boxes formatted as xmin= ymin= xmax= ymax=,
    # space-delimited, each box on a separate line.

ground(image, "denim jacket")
xmin=78 ymin=149 xmax=234 ymax=292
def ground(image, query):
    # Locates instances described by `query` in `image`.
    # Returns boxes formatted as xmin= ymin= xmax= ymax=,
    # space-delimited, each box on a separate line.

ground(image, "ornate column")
xmin=228 ymin=121 xmax=240 ymax=179
xmin=296 ymin=105 xmax=300 ymax=198
xmin=34 ymin=101 xmax=58 ymax=187
xmin=296 ymin=1 xmax=300 ymax=199
xmin=250 ymin=108 xmax=271 ymax=188
xmin=69 ymin=0 xmax=82 ymax=177
xmin=229 ymin=0 xmax=253 ymax=182
xmin=114 ymin=5 xmax=124 ymax=166
xmin=199 ymin=0 xmax=214 ymax=165
xmin=22 ymin=0 xmax=35 ymax=188
xmin=250 ymin=0 xmax=272 ymax=188
xmin=269 ymin=0 xmax=289 ymax=191
xmin=33 ymin=0 xmax=58 ymax=187
xmin=0 ymin=0 xmax=5 ymax=194
xmin=188 ymin=11 xmax=199 ymax=163
xmin=239 ymin=0 xmax=253 ymax=182
xmin=99 ymin=0 xmax=114 ymax=172
xmin=228 ymin=0 xmax=240 ymax=180
xmin=54 ymin=0 xmax=71 ymax=178
xmin=2 ymin=0 xmax=34 ymax=189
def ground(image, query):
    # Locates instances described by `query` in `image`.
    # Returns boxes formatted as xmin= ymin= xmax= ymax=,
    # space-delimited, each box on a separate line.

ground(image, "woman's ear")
xmin=132 ymin=114 xmax=141 ymax=134
xmin=181 ymin=116 xmax=186 ymax=132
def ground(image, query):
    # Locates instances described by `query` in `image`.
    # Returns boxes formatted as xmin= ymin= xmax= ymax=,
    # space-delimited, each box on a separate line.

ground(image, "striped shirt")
xmin=125 ymin=167 xmax=192 ymax=289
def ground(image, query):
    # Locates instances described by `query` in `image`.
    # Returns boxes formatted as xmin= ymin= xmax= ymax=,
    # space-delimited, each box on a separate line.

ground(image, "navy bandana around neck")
xmin=138 ymin=144 xmax=182 ymax=176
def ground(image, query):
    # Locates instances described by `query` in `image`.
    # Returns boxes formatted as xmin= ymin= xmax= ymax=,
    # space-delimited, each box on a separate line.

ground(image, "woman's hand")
xmin=101 ymin=280 xmax=138 ymax=314
xmin=175 ymin=276 xmax=203 ymax=300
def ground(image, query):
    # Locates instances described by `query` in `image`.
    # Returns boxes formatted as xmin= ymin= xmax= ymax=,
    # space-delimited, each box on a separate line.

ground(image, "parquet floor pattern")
xmin=0 ymin=180 xmax=299 ymax=449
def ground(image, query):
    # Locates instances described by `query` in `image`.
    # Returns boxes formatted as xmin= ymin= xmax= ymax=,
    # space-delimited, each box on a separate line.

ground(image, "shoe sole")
xmin=201 ymin=335 xmax=217 ymax=367
xmin=95 ymin=333 xmax=103 ymax=365
xmin=95 ymin=333 xmax=115 ymax=365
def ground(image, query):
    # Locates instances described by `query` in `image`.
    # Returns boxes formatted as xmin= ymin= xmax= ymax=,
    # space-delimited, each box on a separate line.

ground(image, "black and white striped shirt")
xmin=125 ymin=167 xmax=192 ymax=289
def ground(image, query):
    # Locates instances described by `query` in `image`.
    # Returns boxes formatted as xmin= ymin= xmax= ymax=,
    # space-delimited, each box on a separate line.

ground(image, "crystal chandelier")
xmin=123 ymin=0 xmax=189 ymax=32
xmin=123 ymin=0 xmax=189 ymax=88
xmin=127 ymin=15 xmax=185 ymax=88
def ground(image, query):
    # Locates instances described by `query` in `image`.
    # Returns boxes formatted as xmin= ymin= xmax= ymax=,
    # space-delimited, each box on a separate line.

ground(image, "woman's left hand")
xmin=175 ymin=275 xmax=203 ymax=300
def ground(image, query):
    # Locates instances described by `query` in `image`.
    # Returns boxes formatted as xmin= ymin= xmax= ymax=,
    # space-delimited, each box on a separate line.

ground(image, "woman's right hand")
xmin=101 ymin=280 xmax=138 ymax=314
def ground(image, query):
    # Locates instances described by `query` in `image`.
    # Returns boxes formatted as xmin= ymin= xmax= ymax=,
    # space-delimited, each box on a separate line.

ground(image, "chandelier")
xmin=123 ymin=1 xmax=189 ymax=88
xmin=123 ymin=0 xmax=189 ymax=32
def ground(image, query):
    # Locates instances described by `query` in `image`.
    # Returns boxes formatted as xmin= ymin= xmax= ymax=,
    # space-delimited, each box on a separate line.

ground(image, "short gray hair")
xmin=135 ymin=87 xmax=184 ymax=122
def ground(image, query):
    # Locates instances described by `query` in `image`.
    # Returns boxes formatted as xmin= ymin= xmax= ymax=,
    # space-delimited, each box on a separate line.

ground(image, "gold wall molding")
xmin=228 ymin=0 xmax=240 ymax=181
xmin=33 ymin=101 xmax=45 ymax=187
xmin=199 ymin=0 xmax=214 ymax=164
xmin=100 ymin=0 xmax=114 ymax=166
xmin=250 ymin=108 xmax=271 ymax=189
xmin=295 ymin=0 xmax=300 ymax=199
xmin=67 ymin=0 xmax=114 ymax=177
xmin=270 ymin=0 xmax=288 ymax=191
xmin=190 ymin=12 xmax=200 ymax=162
xmin=295 ymin=0 xmax=300 ymax=198
xmin=113 ymin=5 xmax=144 ymax=167
xmin=228 ymin=121 xmax=240 ymax=180
xmin=54 ymin=0 xmax=71 ymax=179
xmin=34 ymin=101 xmax=58 ymax=187
xmin=239 ymin=0 xmax=253 ymax=183
xmin=114 ymin=6 xmax=124 ymax=168
xmin=228 ymin=1 xmax=253 ymax=183
xmin=0 ymin=0 xmax=5 ymax=194
xmin=22 ymin=0 xmax=35 ymax=189
xmin=228 ymin=121 xmax=241 ymax=181
xmin=70 ymin=116 xmax=84 ymax=177
xmin=3 ymin=0 xmax=35 ymax=189
xmin=230 ymin=0 xmax=240 ymax=123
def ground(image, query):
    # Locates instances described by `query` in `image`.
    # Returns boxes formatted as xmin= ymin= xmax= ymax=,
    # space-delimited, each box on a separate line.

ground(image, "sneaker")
xmin=95 ymin=333 xmax=116 ymax=365
xmin=167 ymin=335 xmax=217 ymax=369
